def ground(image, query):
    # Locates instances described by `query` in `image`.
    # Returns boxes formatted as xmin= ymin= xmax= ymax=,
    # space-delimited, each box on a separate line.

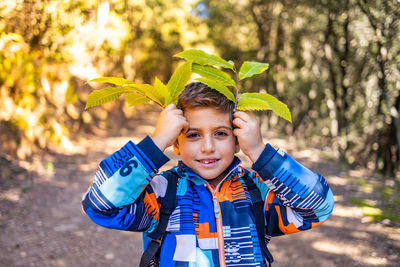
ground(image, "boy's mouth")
xmin=197 ymin=158 xmax=219 ymax=167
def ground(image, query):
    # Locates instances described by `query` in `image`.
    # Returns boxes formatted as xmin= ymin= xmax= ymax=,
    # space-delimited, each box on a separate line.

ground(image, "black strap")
xmin=243 ymin=176 xmax=274 ymax=267
xmin=139 ymin=171 xmax=179 ymax=267
xmin=139 ymin=239 xmax=161 ymax=267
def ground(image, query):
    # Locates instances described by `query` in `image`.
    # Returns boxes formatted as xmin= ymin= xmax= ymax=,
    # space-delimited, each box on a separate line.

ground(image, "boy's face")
xmin=173 ymin=107 xmax=240 ymax=185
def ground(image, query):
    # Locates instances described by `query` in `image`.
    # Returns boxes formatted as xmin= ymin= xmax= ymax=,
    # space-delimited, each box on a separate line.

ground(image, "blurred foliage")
xmin=0 ymin=0 xmax=209 ymax=160
xmin=204 ymin=0 xmax=400 ymax=176
xmin=0 ymin=0 xmax=399 ymax=179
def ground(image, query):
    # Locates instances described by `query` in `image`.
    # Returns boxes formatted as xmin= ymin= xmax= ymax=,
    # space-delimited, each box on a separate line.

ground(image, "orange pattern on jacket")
xmin=275 ymin=206 xmax=301 ymax=234
xmin=219 ymin=178 xmax=247 ymax=202
xmin=143 ymin=191 xmax=160 ymax=220
xmin=193 ymin=212 xmax=217 ymax=239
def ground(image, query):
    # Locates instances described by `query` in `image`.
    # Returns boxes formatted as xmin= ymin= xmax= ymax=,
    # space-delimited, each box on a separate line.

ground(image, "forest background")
xmin=0 ymin=0 xmax=400 ymax=257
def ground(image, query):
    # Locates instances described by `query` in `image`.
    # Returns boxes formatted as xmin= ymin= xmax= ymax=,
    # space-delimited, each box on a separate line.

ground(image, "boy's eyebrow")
xmin=187 ymin=126 xmax=233 ymax=131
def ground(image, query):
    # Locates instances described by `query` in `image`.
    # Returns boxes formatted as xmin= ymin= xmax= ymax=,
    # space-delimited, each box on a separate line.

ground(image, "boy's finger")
xmin=165 ymin=103 xmax=176 ymax=111
xmin=233 ymin=128 xmax=243 ymax=137
xmin=233 ymin=117 xmax=246 ymax=129
xmin=181 ymin=121 xmax=189 ymax=134
xmin=172 ymin=108 xmax=184 ymax=116
xmin=233 ymin=111 xmax=250 ymax=122
xmin=233 ymin=110 xmax=246 ymax=117
xmin=233 ymin=128 xmax=239 ymax=136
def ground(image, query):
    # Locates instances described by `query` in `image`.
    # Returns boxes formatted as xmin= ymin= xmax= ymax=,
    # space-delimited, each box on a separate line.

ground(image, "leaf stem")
xmin=233 ymin=65 xmax=240 ymax=109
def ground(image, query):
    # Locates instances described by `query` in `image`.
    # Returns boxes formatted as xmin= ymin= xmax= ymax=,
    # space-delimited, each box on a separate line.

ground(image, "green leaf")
xmin=85 ymin=87 xmax=137 ymax=109
xmin=154 ymin=77 xmax=171 ymax=106
xmin=174 ymin=49 xmax=233 ymax=70
xmin=241 ymin=93 xmax=292 ymax=122
xmin=125 ymin=93 xmax=150 ymax=107
xmin=238 ymin=62 xmax=269 ymax=80
xmin=236 ymin=97 xmax=271 ymax=111
xmin=195 ymin=77 xmax=235 ymax=102
xmin=88 ymin=77 xmax=134 ymax=86
xmin=125 ymin=84 xmax=164 ymax=106
xmin=168 ymin=60 xmax=193 ymax=104
xmin=192 ymin=64 xmax=235 ymax=87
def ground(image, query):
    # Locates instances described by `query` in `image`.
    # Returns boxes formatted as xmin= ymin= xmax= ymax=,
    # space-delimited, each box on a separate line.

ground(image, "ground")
xmin=1 ymin=108 xmax=399 ymax=267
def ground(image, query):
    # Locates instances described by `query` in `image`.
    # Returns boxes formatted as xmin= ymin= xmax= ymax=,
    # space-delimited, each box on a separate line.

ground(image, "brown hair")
xmin=177 ymin=82 xmax=234 ymax=114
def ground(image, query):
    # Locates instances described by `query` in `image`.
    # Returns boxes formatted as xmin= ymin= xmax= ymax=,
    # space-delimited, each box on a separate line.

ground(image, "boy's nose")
xmin=201 ymin=136 xmax=215 ymax=153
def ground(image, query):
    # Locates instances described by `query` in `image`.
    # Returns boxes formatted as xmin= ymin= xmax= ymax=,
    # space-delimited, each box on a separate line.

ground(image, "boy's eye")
xmin=215 ymin=131 xmax=228 ymax=137
xmin=186 ymin=132 xmax=200 ymax=138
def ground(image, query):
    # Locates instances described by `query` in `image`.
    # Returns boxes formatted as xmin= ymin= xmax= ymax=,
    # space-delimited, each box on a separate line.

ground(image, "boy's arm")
xmin=251 ymin=146 xmax=334 ymax=236
xmin=82 ymin=104 xmax=188 ymax=232
xmin=82 ymin=136 xmax=170 ymax=232
xmin=233 ymin=111 xmax=334 ymax=236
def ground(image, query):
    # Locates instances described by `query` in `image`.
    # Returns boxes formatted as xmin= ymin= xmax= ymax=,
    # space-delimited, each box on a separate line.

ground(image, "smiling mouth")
xmin=197 ymin=159 xmax=219 ymax=166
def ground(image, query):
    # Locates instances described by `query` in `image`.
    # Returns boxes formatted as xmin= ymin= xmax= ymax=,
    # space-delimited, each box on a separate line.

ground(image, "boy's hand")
xmin=233 ymin=111 xmax=265 ymax=163
xmin=151 ymin=104 xmax=188 ymax=152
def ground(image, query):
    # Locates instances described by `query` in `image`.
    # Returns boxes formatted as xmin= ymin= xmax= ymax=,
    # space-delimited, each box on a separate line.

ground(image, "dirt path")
xmin=1 ymin=110 xmax=399 ymax=267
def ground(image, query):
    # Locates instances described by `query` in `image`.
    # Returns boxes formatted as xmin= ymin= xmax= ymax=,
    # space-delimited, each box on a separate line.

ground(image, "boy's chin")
xmin=200 ymin=170 xmax=228 ymax=184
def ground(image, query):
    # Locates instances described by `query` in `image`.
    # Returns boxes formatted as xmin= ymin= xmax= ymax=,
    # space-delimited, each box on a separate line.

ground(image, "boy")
xmin=82 ymin=82 xmax=334 ymax=266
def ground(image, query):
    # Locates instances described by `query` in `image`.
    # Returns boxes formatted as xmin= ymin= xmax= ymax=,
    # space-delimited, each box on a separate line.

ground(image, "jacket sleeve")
xmin=251 ymin=144 xmax=334 ymax=237
xmin=81 ymin=136 xmax=170 ymax=233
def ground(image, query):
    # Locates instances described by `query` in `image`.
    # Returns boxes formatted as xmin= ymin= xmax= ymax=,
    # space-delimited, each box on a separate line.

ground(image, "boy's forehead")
xmin=184 ymin=106 xmax=230 ymax=116
xmin=184 ymin=107 xmax=232 ymax=127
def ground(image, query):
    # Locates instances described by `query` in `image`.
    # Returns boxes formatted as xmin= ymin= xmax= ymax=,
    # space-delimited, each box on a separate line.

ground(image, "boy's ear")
xmin=173 ymin=140 xmax=180 ymax=155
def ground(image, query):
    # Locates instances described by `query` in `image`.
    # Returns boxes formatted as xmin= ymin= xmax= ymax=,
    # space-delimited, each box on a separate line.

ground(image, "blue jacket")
xmin=82 ymin=136 xmax=334 ymax=266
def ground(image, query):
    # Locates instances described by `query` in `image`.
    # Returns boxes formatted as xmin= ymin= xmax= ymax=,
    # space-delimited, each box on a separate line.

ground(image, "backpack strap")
xmin=242 ymin=175 xmax=274 ymax=267
xmin=139 ymin=170 xmax=179 ymax=267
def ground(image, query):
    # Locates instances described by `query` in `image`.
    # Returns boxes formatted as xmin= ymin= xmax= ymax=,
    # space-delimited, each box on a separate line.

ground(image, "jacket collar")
xmin=176 ymin=156 xmax=243 ymax=184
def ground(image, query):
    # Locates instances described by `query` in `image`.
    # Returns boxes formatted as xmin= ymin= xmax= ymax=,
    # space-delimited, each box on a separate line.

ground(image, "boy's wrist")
xmin=150 ymin=134 xmax=168 ymax=152
xmin=247 ymin=145 xmax=265 ymax=163
xmin=251 ymin=143 xmax=278 ymax=177
xmin=137 ymin=136 xmax=170 ymax=170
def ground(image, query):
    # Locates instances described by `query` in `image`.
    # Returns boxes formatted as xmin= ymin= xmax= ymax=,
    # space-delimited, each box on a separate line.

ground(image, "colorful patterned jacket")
xmin=82 ymin=136 xmax=334 ymax=266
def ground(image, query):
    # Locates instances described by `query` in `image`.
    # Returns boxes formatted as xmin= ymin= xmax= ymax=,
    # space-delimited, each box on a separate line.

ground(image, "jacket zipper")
xmin=207 ymin=184 xmax=225 ymax=267
xmin=206 ymin=164 xmax=240 ymax=267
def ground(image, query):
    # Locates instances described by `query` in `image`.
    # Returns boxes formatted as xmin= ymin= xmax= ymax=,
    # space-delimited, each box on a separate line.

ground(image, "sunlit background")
xmin=1 ymin=0 xmax=399 ymax=174
xmin=0 ymin=0 xmax=399 ymax=266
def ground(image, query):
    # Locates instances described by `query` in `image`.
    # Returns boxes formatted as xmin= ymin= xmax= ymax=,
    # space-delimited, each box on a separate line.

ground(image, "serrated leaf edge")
xmin=240 ymin=93 xmax=292 ymax=122
xmin=88 ymin=77 xmax=134 ymax=86
xmin=85 ymin=87 xmax=138 ymax=109
xmin=174 ymin=49 xmax=233 ymax=70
